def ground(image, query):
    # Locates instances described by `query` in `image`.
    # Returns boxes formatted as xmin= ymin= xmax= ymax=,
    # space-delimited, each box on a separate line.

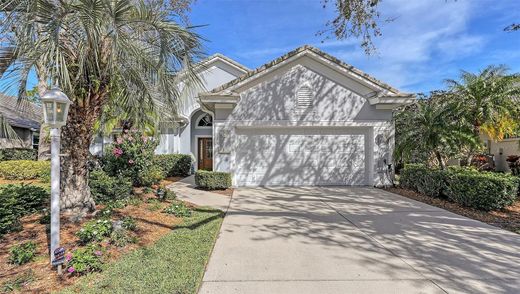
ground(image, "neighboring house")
xmin=481 ymin=134 xmax=520 ymax=172
xmin=200 ymin=46 xmax=414 ymax=187
xmin=0 ymin=94 xmax=41 ymax=149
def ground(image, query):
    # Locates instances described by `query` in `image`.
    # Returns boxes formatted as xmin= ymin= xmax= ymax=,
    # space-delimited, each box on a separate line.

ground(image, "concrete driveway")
xmin=199 ymin=187 xmax=520 ymax=294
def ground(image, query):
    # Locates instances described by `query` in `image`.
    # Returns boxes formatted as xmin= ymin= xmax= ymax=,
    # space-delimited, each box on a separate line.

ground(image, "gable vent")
xmin=297 ymin=85 xmax=313 ymax=108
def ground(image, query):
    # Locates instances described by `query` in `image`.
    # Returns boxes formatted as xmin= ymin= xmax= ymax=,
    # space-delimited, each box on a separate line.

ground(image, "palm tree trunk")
xmin=435 ymin=150 xmax=446 ymax=170
xmin=59 ymin=92 xmax=106 ymax=215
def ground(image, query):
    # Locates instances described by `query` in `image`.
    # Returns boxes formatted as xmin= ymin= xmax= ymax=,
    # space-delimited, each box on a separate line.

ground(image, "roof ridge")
xmin=206 ymin=45 xmax=409 ymax=96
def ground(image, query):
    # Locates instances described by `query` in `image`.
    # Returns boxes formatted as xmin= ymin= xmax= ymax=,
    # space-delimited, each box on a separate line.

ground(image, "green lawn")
xmin=60 ymin=207 xmax=224 ymax=294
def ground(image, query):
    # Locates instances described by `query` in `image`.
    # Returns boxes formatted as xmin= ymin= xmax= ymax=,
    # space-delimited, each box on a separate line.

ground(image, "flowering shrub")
xmin=66 ymin=244 xmax=104 ymax=275
xmin=76 ymin=219 xmax=113 ymax=244
xmin=103 ymin=129 xmax=160 ymax=186
xmin=163 ymin=202 xmax=192 ymax=217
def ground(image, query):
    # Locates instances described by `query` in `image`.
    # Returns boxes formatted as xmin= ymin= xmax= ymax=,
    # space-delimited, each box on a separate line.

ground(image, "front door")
xmin=198 ymin=137 xmax=213 ymax=171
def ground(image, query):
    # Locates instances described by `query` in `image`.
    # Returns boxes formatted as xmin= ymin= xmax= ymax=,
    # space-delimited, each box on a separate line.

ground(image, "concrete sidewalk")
xmin=167 ymin=176 xmax=231 ymax=211
xmin=197 ymin=187 xmax=520 ymax=294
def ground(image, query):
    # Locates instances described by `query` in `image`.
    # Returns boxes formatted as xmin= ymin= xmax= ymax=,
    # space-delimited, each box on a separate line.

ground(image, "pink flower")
xmin=127 ymin=136 xmax=134 ymax=141
xmin=65 ymin=253 xmax=72 ymax=262
xmin=68 ymin=267 xmax=75 ymax=273
xmin=112 ymin=148 xmax=123 ymax=158
xmin=128 ymin=159 xmax=134 ymax=164
xmin=142 ymin=136 xmax=148 ymax=143
xmin=124 ymin=129 xmax=129 ymax=133
xmin=116 ymin=137 xmax=123 ymax=144
xmin=94 ymin=250 xmax=102 ymax=256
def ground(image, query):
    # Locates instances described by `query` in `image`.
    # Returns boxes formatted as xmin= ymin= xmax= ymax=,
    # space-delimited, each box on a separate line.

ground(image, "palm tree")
xmin=0 ymin=0 xmax=202 ymax=215
xmin=395 ymin=93 xmax=478 ymax=169
xmin=445 ymin=65 xmax=520 ymax=141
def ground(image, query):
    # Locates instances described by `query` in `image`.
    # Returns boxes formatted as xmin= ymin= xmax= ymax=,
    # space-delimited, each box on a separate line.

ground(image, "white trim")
xmin=194 ymin=135 xmax=213 ymax=171
xmin=194 ymin=112 xmax=213 ymax=129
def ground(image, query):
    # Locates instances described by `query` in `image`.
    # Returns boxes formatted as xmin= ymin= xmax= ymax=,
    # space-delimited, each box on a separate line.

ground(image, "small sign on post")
xmin=52 ymin=247 xmax=66 ymax=266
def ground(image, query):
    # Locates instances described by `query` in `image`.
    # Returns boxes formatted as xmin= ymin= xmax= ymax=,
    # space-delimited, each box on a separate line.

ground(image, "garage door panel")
xmin=234 ymin=127 xmax=368 ymax=186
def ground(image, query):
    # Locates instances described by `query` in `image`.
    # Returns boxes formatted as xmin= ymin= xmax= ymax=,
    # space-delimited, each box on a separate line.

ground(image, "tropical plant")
xmin=445 ymin=65 xmax=520 ymax=141
xmin=394 ymin=92 xmax=478 ymax=169
xmin=0 ymin=0 xmax=203 ymax=214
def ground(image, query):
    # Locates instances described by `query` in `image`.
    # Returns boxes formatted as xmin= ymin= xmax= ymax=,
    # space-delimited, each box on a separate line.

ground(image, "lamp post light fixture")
xmin=41 ymin=87 xmax=71 ymax=274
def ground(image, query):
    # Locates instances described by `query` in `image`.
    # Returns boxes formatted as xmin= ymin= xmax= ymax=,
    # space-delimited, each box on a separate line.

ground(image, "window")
xmin=296 ymin=84 xmax=313 ymax=108
xmin=32 ymin=132 xmax=40 ymax=150
xmin=196 ymin=113 xmax=213 ymax=128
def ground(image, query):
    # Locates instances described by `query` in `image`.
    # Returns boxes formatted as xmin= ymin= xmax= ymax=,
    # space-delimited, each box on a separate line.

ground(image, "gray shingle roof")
xmin=0 ymin=94 xmax=42 ymax=130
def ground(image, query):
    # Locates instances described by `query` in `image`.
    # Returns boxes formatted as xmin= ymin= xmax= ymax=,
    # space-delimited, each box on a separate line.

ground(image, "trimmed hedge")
xmin=0 ymin=184 xmax=49 ymax=236
xmin=0 ymin=160 xmax=50 ymax=181
xmin=195 ymin=170 xmax=232 ymax=190
xmin=89 ymin=169 xmax=133 ymax=203
xmin=153 ymin=154 xmax=192 ymax=177
xmin=0 ymin=148 xmax=37 ymax=161
xmin=400 ymin=164 xmax=519 ymax=211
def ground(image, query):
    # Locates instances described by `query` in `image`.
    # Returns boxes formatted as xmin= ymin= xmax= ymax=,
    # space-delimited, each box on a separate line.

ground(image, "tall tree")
xmin=445 ymin=65 xmax=520 ymax=141
xmin=394 ymin=92 xmax=478 ymax=169
xmin=0 ymin=0 xmax=202 ymax=215
xmin=322 ymin=0 xmax=519 ymax=54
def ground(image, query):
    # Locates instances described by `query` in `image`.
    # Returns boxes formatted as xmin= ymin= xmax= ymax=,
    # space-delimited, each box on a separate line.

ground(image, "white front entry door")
xmin=233 ymin=127 xmax=369 ymax=186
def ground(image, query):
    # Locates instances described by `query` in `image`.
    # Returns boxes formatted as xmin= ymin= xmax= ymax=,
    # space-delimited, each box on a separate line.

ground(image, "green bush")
xmin=89 ymin=169 xmax=133 ymax=203
xmin=0 ymin=184 xmax=49 ymax=236
xmin=65 ymin=244 xmax=104 ymax=275
xmin=444 ymin=170 xmax=518 ymax=211
xmin=195 ymin=170 xmax=232 ymax=190
xmin=400 ymin=164 xmax=519 ymax=211
xmin=76 ymin=219 xmax=113 ymax=244
xmin=399 ymin=164 xmax=446 ymax=197
xmin=136 ymin=166 xmax=165 ymax=187
xmin=121 ymin=216 xmax=137 ymax=231
xmin=110 ymin=229 xmax=138 ymax=247
xmin=163 ymin=201 xmax=192 ymax=217
xmin=153 ymin=154 xmax=192 ymax=177
xmin=9 ymin=242 xmax=37 ymax=265
xmin=0 ymin=160 xmax=50 ymax=180
xmin=0 ymin=148 xmax=37 ymax=161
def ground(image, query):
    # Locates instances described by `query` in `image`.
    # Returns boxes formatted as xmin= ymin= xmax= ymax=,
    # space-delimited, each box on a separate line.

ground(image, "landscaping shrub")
xmin=400 ymin=164 xmax=519 ymax=211
xmin=121 ymin=216 xmax=137 ymax=231
xmin=399 ymin=164 xmax=446 ymax=197
xmin=0 ymin=160 xmax=50 ymax=180
xmin=76 ymin=219 xmax=113 ymax=244
xmin=65 ymin=244 xmax=104 ymax=275
xmin=444 ymin=170 xmax=518 ymax=211
xmin=110 ymin=229 xmax=138 ymax=247
xmin=89 ymin=169 xmax=132 ymax=203
xmin=0 ymin=148 xmax=37 ymax=161
xmin=195 ymin=170 xmax=232 ymax=190
xmin=103 ymin=130 xmax=159 ymax=186
xmin=163 ymin=202 xmax=192 ymax=217
xmin=0 ymin=184 xmax=49 ymax=236
xmin=9 ymin=242 xmax=37 ymax=265
xmin=136 ymin=166 xmax=165 ymax=187
xmin=153 ymin=154 xmax=192 ymax=177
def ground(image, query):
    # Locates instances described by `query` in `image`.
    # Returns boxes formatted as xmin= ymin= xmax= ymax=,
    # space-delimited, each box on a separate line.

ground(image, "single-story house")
xmin=198 ymin=46 xmax=415 ymax=186
xmin=93 ymin=46 xmax=415 ymax=186
xmin=0 ymin=94 xmax=41 ymax=149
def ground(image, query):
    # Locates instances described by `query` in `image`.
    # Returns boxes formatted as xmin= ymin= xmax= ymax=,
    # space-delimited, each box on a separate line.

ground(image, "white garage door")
xmin=234 ymin=127 xmax=368 ymax=186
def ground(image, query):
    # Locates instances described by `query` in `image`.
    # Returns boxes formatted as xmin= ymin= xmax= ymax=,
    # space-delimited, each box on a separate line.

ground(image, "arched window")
xmin=296 ymin=84 xmax=313 ymax=108
xmin=196 ymin=113 xmax=213 ymax=128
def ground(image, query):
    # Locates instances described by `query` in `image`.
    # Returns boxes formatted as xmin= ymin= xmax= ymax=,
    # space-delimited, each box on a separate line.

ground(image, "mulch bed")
xmin=385 ymin=187 xmax=520 ymax=234
xmin=0 ymin=187 xmax=185 ymax=293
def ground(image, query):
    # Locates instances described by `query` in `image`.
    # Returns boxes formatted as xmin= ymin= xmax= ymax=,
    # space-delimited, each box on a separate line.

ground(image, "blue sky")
xmin=189 ymin=0 xmax=520 ymax=93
